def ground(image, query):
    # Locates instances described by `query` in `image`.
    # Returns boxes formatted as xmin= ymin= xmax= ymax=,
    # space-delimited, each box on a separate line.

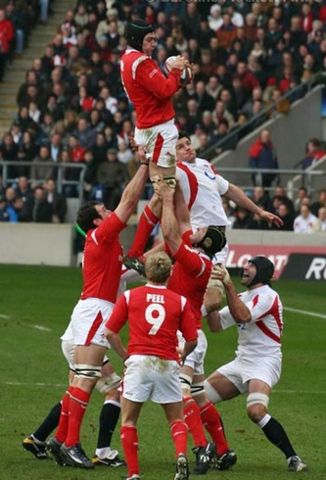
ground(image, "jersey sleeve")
xmin=245 ymin=292 xmax=278 ymax=323
xmin=216 ymin=174 xmax=229 ymax=196
xmin=174 ymin=242 xmax=208 ymax=277
xmin=93 ymin=212 xmax=126 ymax=244
xmin=219 ymin=305 xmax=237 ymax=330
xmin=179 ymin=298 xmax=198 ymax=341
xmin=105 ymin=293 xmax=128 ymax=333
xmin=136 ymin=59 xmax=181 ymax=100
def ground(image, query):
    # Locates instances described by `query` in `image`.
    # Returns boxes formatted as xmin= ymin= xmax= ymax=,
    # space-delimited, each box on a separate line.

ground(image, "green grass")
xmin=1 ymin=265 xmax=326 ymax=479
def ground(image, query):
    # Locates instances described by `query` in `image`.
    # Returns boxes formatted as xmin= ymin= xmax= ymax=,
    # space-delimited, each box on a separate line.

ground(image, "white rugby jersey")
xmin=176 ymin=158 xmax=230 ymax=228
xmin=219 ymin=284 xmax=283 ymax=358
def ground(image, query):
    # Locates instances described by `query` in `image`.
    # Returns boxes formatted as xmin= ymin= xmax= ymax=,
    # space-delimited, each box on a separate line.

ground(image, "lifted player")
xmin=121 ymin=20 xmax=189 ymax=185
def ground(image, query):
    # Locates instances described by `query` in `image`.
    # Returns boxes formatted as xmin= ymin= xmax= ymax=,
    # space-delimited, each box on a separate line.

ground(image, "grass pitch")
xmin=1 ymin=265 xmax=326 ymax=480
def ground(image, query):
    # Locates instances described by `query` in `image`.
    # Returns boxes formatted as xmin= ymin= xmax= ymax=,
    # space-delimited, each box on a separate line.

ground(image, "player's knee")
xmin=180 ymin=373 xmax=192 ymax=397
xmin=246 ymin=393 xmax=269 ymax=423
xmin=75 ymin=364 xmax=101 ymax=390
xmin=204 ymin=380 xmax=223 ymax=403
xmin=191 ymin=381 xmax=205 ymax=398
xmin=95 ymin=372 xmax=121 ymax=395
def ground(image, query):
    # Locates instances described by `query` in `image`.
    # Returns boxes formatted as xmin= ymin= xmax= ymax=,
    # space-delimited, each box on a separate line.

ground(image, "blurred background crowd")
xmin=0 ymin=0 xmax=325 ymax=232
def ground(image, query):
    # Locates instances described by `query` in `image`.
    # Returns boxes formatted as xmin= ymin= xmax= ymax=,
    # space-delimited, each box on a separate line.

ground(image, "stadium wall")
xmin=214 ymin=86 xmax=323 ymax=186
xmin=1 ymin=224 xmax=325 ymax=271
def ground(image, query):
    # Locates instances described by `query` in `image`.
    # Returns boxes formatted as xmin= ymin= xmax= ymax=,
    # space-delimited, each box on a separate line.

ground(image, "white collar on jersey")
xmin=145 ymin=283 xmax=167 ymax=289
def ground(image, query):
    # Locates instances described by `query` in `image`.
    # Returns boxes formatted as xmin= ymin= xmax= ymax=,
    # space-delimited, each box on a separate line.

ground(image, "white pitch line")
xmin=3 ymin=381 xmax=326 ymax=394
xmin=284 ymin=307 xmax=326 ymax=320
xmin=0 ymin=313 xmax=10 ymax=319
xmin=20 ymin=322 xmax=53 ymax=332
xmin=275 ymin=389 xmax=326 ymax=395
xmin=4 ymin=381 xmax=66 ymax=388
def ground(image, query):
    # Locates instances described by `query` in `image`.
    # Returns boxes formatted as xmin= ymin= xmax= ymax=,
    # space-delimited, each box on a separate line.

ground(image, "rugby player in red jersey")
xmin=105 ymin=251 xmax=198 ymax=480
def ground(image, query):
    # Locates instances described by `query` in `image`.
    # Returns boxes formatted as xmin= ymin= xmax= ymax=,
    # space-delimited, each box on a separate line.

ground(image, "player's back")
xmin=168 ymin=243 xmax=212 ymax=328
xmin=126 ymin=284 xmax=189 ymax=360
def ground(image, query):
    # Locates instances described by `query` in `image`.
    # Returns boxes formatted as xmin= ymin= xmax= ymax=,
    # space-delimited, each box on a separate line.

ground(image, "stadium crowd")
xmin=0 ymin=0 xmax=326 ymax=226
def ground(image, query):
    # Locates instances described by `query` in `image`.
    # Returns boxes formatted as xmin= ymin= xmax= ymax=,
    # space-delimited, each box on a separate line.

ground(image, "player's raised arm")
xmin=225 ymin=183 xmax=283 ymax=228
xmin=114 ymin=162 xmax=149 ymax=224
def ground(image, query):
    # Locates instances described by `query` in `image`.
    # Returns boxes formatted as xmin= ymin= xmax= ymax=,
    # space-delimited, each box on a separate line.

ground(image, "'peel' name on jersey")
xmin=146 ymin=293 xmax=165 ymax=304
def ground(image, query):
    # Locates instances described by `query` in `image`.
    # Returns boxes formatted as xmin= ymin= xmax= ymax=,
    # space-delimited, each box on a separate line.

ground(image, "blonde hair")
xmin=145 ymin=252 xmax=172 ymax=284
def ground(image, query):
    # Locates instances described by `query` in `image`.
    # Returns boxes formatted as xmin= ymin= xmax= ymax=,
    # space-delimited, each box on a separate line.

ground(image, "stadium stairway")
xmin=0 ymin=0 xmax=76 ymax=138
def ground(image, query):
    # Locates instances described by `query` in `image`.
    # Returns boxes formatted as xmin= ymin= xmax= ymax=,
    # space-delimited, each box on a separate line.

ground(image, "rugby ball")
xmin=165 ymin=56 xmax=192 ymax=84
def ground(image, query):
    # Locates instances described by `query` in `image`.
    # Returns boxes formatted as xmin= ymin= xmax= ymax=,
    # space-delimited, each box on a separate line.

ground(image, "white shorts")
xmin=212 ymin=243 xmax=229 ymax=266
xmin=61 ymin=321 xmax=110 ymax=370
xmin=178 ymin=329 xmax=207 ymax=376
xmin=68 ymin=298 xmax=114 ymax=348
xmin=135 ymin=119 xmax=178 ymax=169
xmin=123 ymin=355 xmax=182 ymax=404
xmin=217 ymin=354 xmax=282 ymax=393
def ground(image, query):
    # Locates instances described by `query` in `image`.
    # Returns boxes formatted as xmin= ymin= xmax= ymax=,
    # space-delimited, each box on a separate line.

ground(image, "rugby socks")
xmin=64 ymin=387 xmax=90 ymax=447
xmin=183 ymin=397 xmax=207 ymax=447
xmin=33 ymin=402 xmax=61 ymax=442
xmin=121 ymin=425 xmax=140 ymax=477
xmin=55 ymin=386 xmax=75 ymax=443
xmin=170 ymin=420 xmax=188 ymax=457
xmin=128 ymin=204 xmax=159 ymax=257
xmin=96 ymin=400 xmax=121 ymax=450
xmin=258 ymin=415 xmax=296 ymax=458
xmin=200 ymin=402 xmax=229 ymax=455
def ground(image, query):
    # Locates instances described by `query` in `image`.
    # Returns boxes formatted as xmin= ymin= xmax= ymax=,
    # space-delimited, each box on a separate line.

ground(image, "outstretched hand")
xmin=128 ymin=136 xmax=149 ymax=164
xmin=258 ymin=209 xmax=284 ymax=227
xmin=210 ymin=264 xmax=232 ymax=287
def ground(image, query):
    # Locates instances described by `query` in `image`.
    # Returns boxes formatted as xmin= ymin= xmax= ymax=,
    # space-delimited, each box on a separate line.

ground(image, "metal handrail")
xmin=204 ymin=72 xmax=326 ymax=162
xmin=0 ymin=161 xmax=87 ymax=203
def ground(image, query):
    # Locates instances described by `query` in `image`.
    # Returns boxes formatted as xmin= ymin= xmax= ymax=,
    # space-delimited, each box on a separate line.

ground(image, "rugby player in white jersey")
xmin=204 ymin=257 xmax=307 ymax=473
xmin=126 ymin=133 xmax=283 ymax=312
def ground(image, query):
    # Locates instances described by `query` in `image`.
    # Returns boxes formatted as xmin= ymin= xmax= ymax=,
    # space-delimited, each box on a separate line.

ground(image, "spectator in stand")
xmin=43 ymin=178 xmax=67 ymax=223
xmin=31 ymin=145 xmax=54 ymax=182
xmin=0 ymin=132 xmax=19 ymax=179
xmin=293 ymin=204 xmax=317 ymax=233
xmin=0 ymin=8 xmax=14 ymax=81
xmin=73 ymin=117 xmax=96 ymax=150
xmin=311 ymin=207 xmax=326 ymax=233
xmin=301 ymin=138 xmax=326 ymax=169
xmin=274 ymin=203 xmax=295 ymax=231
xmin=0 ymin=194 xmax=18 ymax=222
xmin=251 ymin=186 xmax=273 ymax=212
xmin=248 ymin=130 xmax=279 ymax=188
xmin=294 ymin=186 xmax=308 ymax=213
xmin=13 ymin=176 xmax=33 ymax=203
xmin=20 ymin=185 xmax=53 ymax=222
xmin=208 ymin=4 xmax=223 ymax=33
xmin=311 ymin=189 xmax=326 ymax=216
xmin=95 ymin=148 xmax=129 ymax=211
xmin=272 ymin=186 xmax=294 ymax=215
xmin=233 ymin=208 xmax=256 ymax=230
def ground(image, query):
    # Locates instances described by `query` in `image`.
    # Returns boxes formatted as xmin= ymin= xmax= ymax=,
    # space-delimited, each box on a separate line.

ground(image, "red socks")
xmin=128 ymin=204 xmax=159 ymax=257
xmin=121 ymin=425 xmax=139 ymax=477
xmin=55 ymin=386 xmax=74 ymax=443
xmin=183 ymin=397 xmax=207 ymax=447
xmin=64 ymin=387 xmax=90 ymax=447
xmin=200 ymin=402 xmax=229 ymax=455
xmin=170 ymin=420 xmax=188 ymax=457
